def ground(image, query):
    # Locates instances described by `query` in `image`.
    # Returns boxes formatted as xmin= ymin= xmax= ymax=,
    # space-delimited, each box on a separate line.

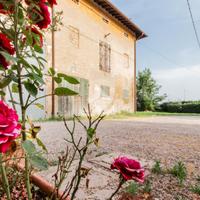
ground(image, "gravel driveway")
xmin=37 ymin=116 xmax=200 ymax=199
xmin=38 ymin=116 xmax=200 ymax=164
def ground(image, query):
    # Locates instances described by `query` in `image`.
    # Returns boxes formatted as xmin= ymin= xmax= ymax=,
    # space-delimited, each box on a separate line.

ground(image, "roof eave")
xmin=91 ymin=0 xmax=147 ymax=40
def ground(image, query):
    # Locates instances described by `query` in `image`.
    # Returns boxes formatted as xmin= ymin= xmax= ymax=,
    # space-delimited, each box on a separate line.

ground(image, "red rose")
xmin=111 ymin=157 xmax=145 ymax=183
xmin=0 ymin=1 xmax=14 ymax=14
xmin=28 ymin=2 xmax=51 ymax=29
xmin=47 ymin=0 xmax=57 ymax=7
xmin=0 ymin=33 xmax=15 ymax=69
xmin=25 ymin=0 xmax=57 ymax=7
xmin=0 ymin=101 xmax=21 ymax=153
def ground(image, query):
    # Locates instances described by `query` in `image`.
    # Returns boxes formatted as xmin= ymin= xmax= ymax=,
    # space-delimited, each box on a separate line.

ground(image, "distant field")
xmin=106 ymin=111 xmax=200 ymax=119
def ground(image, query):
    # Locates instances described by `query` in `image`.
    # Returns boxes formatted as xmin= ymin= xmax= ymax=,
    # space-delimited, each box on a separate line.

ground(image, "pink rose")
xmin=111 ymin=157 xmax=145 ymax=183
xmin=0 ymin=101 xmax=21 ymax=153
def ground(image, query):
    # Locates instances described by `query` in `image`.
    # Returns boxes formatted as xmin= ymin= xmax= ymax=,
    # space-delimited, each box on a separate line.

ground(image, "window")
xmin=99 ymin=41 xmax=111 ymax=72
xmin=69 ymin=26 xmax=79 ymax=48
xmin=58 ymin=78 xmax=89 ymax=116
xmin=100 ymin=85 xmax=110 ymax=97
xmin=124 ymin=53 xmax=129 ymax=68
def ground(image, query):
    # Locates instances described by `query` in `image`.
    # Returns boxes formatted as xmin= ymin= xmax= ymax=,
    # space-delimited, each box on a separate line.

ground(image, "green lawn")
xmin=35 ymin=111 xmax=200 ymax=122
xmin=106 ymin=111 xmax=200 ymax=119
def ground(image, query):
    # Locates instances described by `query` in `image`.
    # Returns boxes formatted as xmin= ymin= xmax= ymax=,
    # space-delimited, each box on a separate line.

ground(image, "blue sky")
xmin=111 ymin=0 xmax=200 ymax=101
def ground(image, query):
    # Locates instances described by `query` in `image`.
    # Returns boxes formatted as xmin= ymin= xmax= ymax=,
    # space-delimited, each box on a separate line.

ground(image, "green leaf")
xmin=29 ymin=73 xmax=45 ymax=84
xmin=25 ymin=31 xmax=33 ymax=46
xmin=87 ymin=128 xmax=96 ymax=139
xmin=0 ymin=51 xmax=18 ymax=64
xmin=22 ymin=140 xmax=36 ymax=155
xmin=30 ymin=126 xmax=41 ymax=138
xmin=36 ymin=138 xmax=48 ymax=152
xmin=12 ymin=83 xmax=19 ymax=93
xmin=48 ymin=67 xmax=56 ymax=76
xmin=55 ymin=87 xmax=78 ymax=96
xmin=53 ymin=77 xmax=62 ymax=84
xmin=35 ymin=103 xmax=44 ymax=110
xmin=57 ymin=73 xmax=79 ymax=84
xmin=33 ymin=44 xmax=43 ymax=54
xmin=30 ymin=155 xmax=48 ymax=170
xmin=38 ymin=56 xmax=47 ymax=63
xmin=0 ymin=90 xmax=5 ymax=96
xmin=24 ymin=82 xmax=38 ymax=97
xmin=19 ymin=57 xmax=32 ymax=69
xmin=0 ymin=76 xmax=12 ymax=89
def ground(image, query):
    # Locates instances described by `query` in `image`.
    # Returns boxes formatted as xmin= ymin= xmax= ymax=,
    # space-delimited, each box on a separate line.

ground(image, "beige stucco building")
xmin=45 ymin=0 xmax=146 ymax=117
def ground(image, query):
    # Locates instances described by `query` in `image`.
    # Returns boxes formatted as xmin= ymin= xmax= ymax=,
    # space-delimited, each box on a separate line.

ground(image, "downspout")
xmin=51 ymin=7 xmax=55 ymax=118
xmin=133 ymin=40 xmax=137 ymax=112
xmin=134 ymin=32 xmax=145 ymax=112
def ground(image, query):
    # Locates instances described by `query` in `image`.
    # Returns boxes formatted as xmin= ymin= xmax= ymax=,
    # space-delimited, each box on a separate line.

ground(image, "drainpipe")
xmin=51 ymin=7 xmax=55 ymax=118
xmin=133 ymin=40 xmax=137 ymax=113
xmin=133 ymin=32 xmax=145 ymax=112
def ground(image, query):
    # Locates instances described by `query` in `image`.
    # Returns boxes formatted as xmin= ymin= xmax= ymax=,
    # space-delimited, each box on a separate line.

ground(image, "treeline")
xmin=158 ymin=101 xmax=200 ymax=113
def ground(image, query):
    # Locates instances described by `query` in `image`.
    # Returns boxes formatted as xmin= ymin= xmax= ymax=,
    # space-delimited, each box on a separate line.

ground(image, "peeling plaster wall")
xmin=45 ymin=0 xmax=136 ymax=116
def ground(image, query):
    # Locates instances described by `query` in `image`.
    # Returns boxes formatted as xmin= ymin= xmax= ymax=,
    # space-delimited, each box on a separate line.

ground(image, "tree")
xmin=136 ymin=68 xmax=166 ymax=111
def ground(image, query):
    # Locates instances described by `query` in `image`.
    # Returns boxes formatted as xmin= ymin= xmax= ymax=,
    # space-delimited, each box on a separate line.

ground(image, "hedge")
xmin=159 ymin=101 xmax=200 ymax=113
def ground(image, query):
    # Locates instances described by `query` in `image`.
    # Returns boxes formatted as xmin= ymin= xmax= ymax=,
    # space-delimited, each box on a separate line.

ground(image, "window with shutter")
xmin=100 ymin=85 xmax=110 ymax=97
xmin=99 ymin=41 xmax=111 ymax=72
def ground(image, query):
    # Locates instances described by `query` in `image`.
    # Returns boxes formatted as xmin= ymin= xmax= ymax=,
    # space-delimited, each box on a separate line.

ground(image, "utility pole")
xmin=51 ymin=7 xmax=55 ymax=118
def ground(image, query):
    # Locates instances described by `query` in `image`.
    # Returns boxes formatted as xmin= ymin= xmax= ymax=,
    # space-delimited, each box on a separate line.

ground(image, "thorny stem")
xmin=70 ymin=142 xmax=88 ymax=200
xmin=0 ymin=154 xmax=11 ymax=200
xmin=14 ymin=1 xmax=32 ymax=199
xmin=108 ymin=178 xmax=125 ymax=200
xmin=70 ymin=108 xmax=105 ymax=200
xmin=8 ymin=85 xmax=16 ymax=110
xmin=26 ymin=93 xmax=53 ymax=108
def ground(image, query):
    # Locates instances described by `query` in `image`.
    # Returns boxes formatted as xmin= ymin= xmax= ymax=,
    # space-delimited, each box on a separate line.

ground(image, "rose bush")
xmin=111 ymin=156 xmax=145 ymax=183
xmin=0 ymin=100 xmax=21 ymax=153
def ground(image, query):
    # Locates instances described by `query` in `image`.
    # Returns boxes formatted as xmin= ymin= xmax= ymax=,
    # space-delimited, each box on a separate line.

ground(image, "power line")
xmin=186 ymin=0 xmax=200 ymax=49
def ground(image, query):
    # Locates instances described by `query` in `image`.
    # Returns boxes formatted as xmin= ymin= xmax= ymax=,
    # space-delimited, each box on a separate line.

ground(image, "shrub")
xmin=151 ymin=160 xmax=162 ymax=174
xmin=159 ymin=101 xmax=200 ymax=113
xmin=170 ymin=162 xmax=187 ymax=185
xmin=191 ymin=185 xmax=200 ymax=195
xmin=125 ymin=182 xmax=139 ymax=195
xmin=143 ymin=180 xmax=152 ymax=193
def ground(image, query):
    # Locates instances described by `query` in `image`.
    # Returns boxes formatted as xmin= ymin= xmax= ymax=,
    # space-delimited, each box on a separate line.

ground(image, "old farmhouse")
xmin=45 ymin=0 xmax=146 ymax=117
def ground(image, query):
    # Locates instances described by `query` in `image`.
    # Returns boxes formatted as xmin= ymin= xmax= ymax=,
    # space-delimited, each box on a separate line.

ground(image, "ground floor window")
xmin=58 ymin=78 xmax=89 ymax=117
xmin=100 ymin=85 xmax=110 ymax=97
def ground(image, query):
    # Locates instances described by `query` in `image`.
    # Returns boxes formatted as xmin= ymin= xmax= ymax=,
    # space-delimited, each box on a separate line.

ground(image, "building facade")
xmin=45 ymin=0 xmax=146 ymax=117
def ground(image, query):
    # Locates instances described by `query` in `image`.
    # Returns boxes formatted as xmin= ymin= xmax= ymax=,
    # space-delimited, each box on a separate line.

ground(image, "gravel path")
xmin=38 ymin=116 xmax=200 ymax=165
xmin=37 ymin=116 xmax=200 ymax=199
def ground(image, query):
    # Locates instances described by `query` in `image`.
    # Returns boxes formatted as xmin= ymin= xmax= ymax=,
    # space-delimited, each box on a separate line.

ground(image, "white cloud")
xmin=153 ymin=66 xmax=200 ymax=101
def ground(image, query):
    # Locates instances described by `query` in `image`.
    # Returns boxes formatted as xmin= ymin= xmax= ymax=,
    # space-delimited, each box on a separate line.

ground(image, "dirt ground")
xmin=38 ymin=116 xmax=200 ymax=199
